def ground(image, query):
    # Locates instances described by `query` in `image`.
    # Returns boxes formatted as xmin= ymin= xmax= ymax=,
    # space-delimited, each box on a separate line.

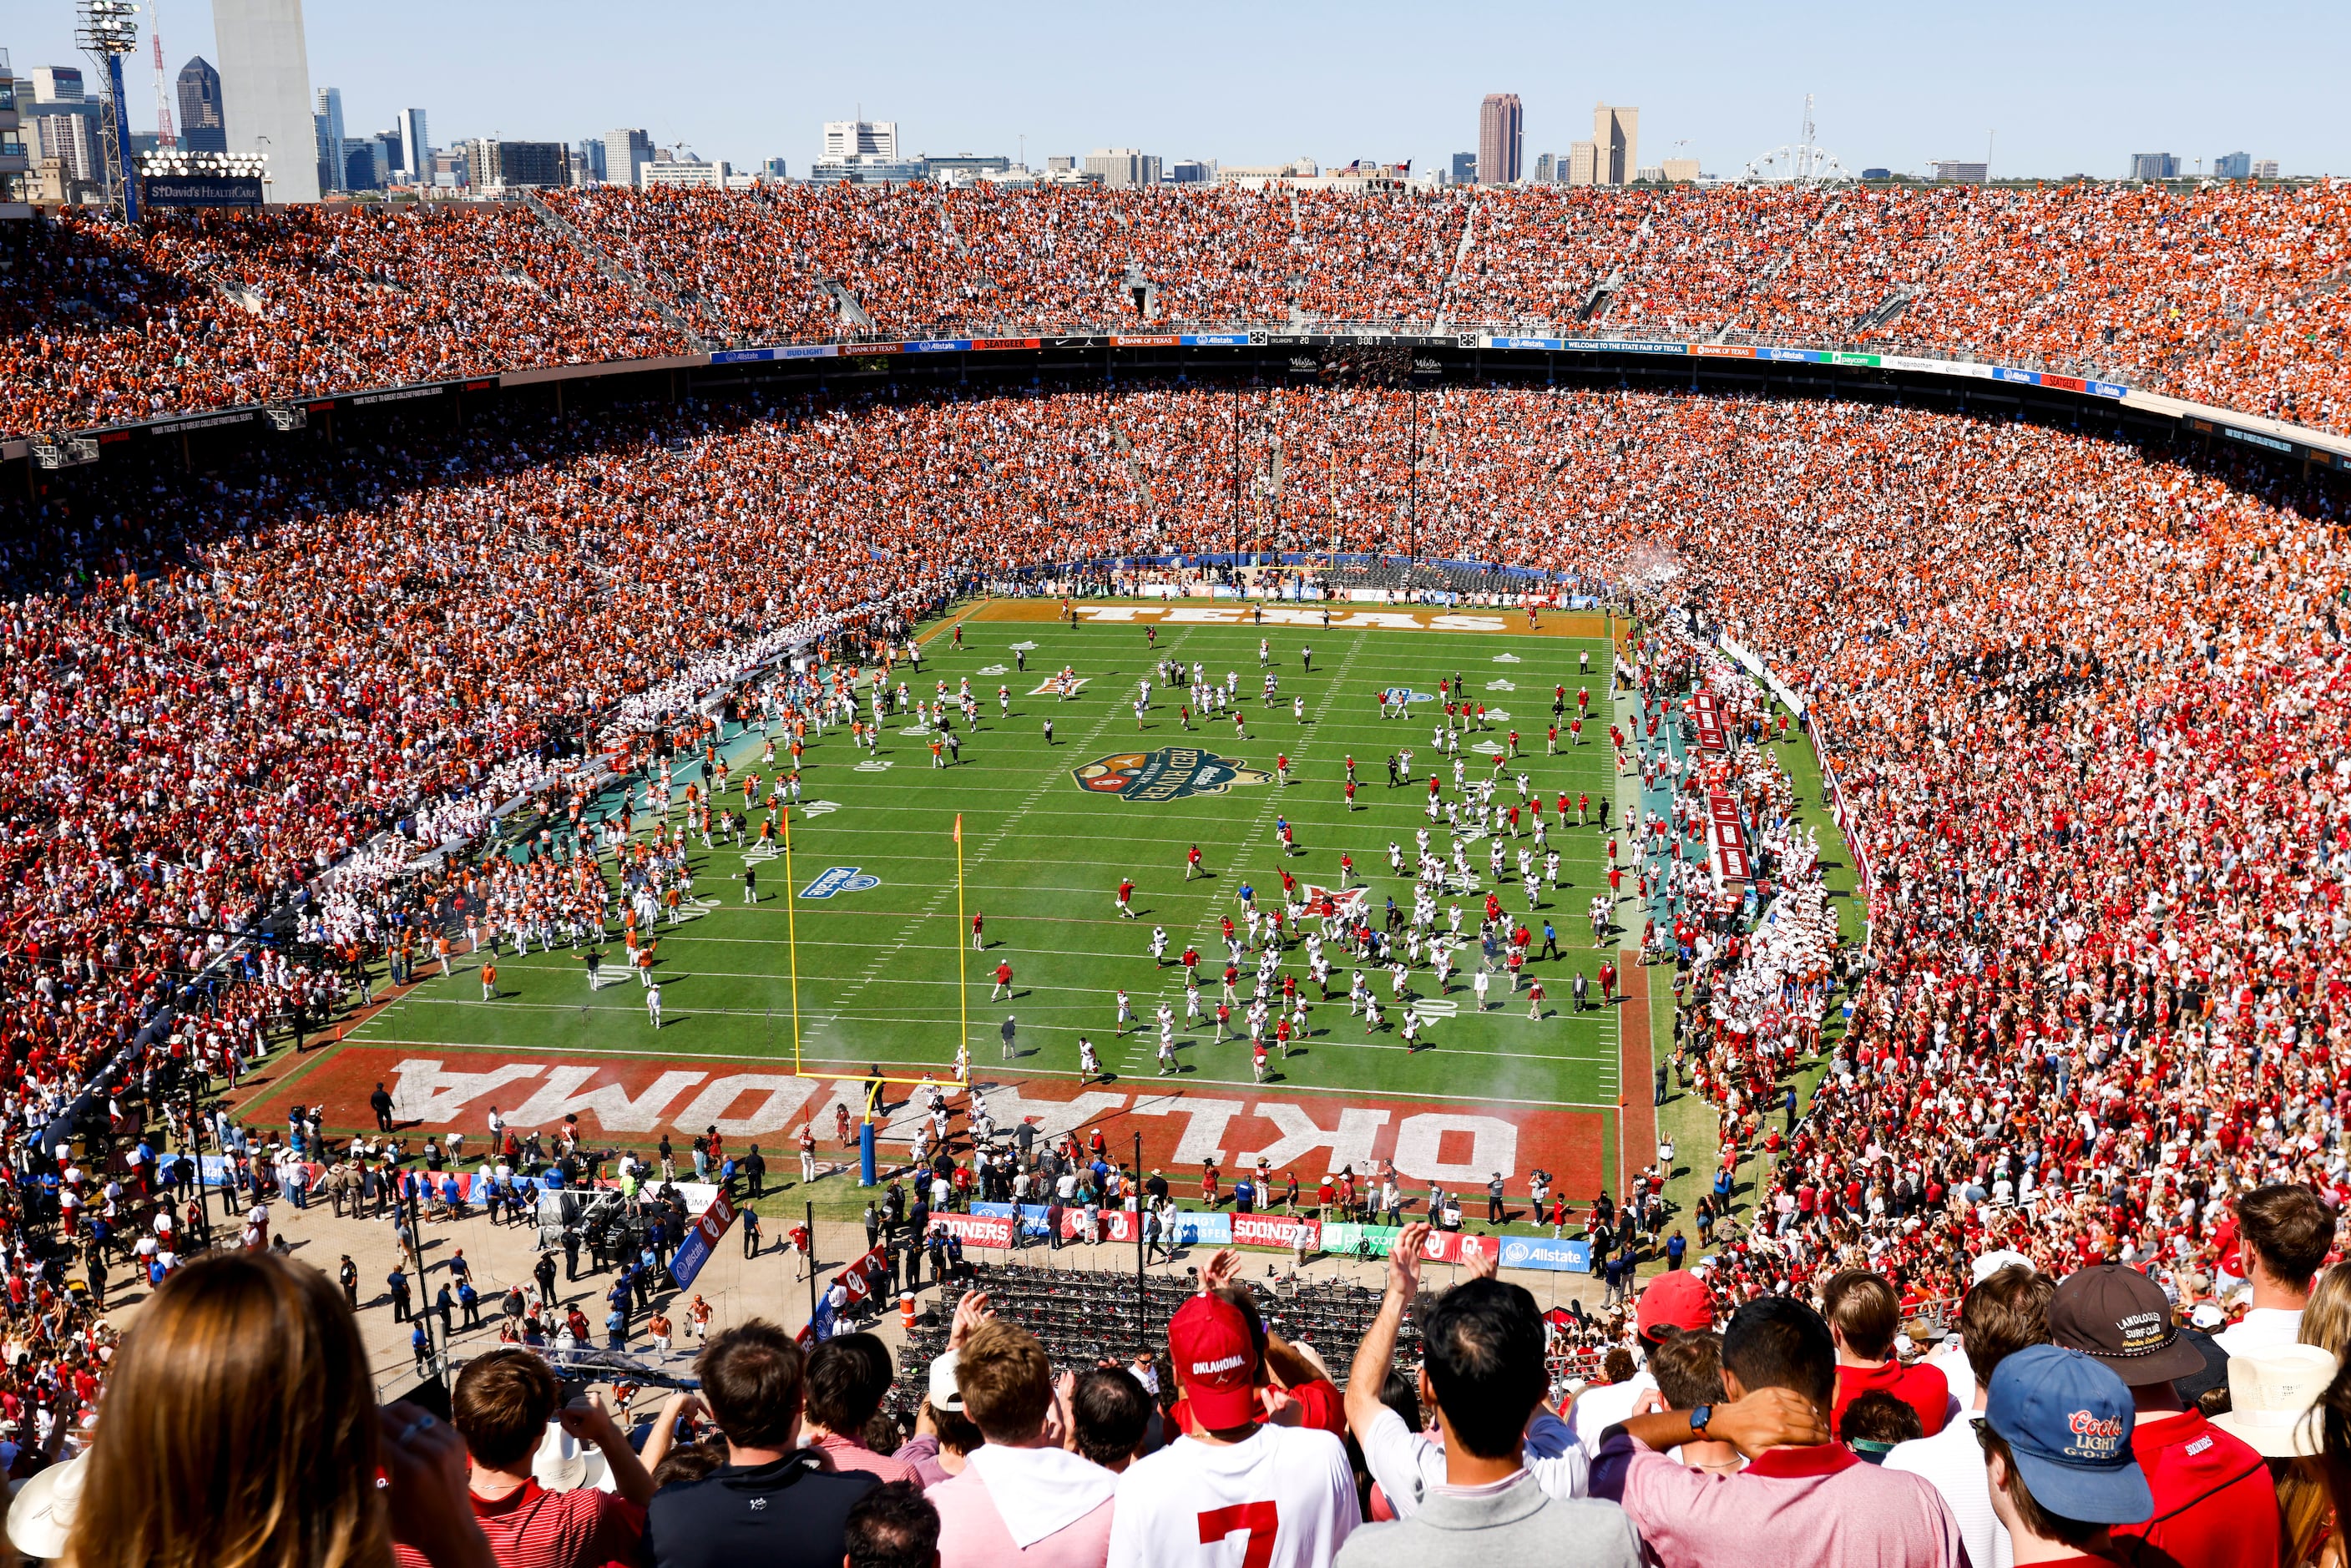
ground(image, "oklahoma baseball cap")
xmin=2047 ymin=1265 xmax=2206 ymax=1385
xmin=1636 ymin=1269 xmax=1714 ymax=1339
xmin=1985 ymin=1344 xmax=2152 ymax=1526
xmin=1168 ymin=1292 xmax=1260 ymax=1429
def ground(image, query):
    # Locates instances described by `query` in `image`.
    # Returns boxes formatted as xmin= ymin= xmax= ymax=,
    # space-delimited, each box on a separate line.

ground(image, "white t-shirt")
xmin=1107 ymin=1425 xmax=1356 ymax=1568
xmin=1567 ymin=1372 xmax=1656 ymax=1457
xmin=2215 ymin=1307 xmax=2303 ymax=1358
xmin=1358 ymin=1404 xmax=1589 ymax=1516
xmin=1884 ymin=1409 xmax=2010 ymax=1568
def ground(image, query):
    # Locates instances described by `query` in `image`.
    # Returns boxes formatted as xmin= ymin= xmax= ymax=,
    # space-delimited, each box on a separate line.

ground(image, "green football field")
xmin=343 ymin=604 xmax=1631 ymax=1116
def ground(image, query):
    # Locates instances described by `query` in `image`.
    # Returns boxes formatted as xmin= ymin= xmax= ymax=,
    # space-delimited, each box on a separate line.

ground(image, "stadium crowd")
xmin=6 ymin=357 xmax=2351 ymax=1560
xmin=8 ymin=178 xmax=2351 ymax=439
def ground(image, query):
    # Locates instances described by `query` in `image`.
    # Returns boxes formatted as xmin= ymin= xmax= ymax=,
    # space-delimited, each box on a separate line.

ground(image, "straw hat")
xmin=2209 ymin=1344 xmax=2336 ymax=1459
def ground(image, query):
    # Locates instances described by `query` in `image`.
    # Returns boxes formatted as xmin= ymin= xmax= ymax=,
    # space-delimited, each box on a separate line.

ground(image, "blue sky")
xmin=18 ymin=0 xmax=2348 ymax=178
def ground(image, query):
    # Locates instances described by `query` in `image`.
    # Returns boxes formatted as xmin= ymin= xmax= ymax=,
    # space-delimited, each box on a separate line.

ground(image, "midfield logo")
xmin=801 ymin=867 xmax=881 ymax=899
xmin=1071 ymin=747 xmax=1270 ymax=804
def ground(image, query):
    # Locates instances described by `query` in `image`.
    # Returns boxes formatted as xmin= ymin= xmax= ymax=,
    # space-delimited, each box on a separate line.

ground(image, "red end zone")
xmin=257 ymin=1045 xmax=1607 ymax=1197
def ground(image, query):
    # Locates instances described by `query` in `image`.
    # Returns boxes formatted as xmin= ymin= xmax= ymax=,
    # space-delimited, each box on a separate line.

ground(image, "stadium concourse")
xmin=8 ymin=180 xmax=2351 ymax=440
xmin=8 ymin=351 xmax=2351 ymax=1565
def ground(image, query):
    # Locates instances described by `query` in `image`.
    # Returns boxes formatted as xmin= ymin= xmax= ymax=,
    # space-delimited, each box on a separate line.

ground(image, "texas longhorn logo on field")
xmin=1071 ymin=747 xmax=1269 ymax=803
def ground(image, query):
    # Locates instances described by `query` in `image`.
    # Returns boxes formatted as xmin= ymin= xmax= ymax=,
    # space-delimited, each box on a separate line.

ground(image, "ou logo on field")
xmin=801 ymin=866 xmax=881 ymax=899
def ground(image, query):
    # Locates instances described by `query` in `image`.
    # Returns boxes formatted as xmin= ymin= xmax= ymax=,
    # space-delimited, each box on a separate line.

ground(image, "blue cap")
xmin=1984 ymin=1344 xmax=2153 ymax=1526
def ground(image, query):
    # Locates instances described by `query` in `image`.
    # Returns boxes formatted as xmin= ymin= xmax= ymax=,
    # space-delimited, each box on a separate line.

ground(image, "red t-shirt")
xmin=393 ymin=1478 xmax=648 ymax=1568
xmin=2109 ymin=1409 xmax=2281 ymax=1568
xmin=1832 ymin=1359 xmax=1953 ymax=1439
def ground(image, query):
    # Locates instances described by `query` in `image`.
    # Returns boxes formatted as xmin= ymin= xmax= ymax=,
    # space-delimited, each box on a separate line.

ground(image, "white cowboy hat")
xmin=2210 ymin=1344 xmax=2338 ymax=1459
xmin=8 ymin=1457 xmax=86 ymax=1560
xmin=532 ymin=1421 xmax=614 ymax=1493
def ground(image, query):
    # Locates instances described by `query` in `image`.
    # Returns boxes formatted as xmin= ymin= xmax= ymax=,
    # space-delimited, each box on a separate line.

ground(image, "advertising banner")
xmin=666 ymin=1186 xmax=736 ymax=1289
xmin=1496 ymin=1235 xmax=1593 ymax=1272
xmin=1231 ymin=1213 xmax=1320 ymax=1251
xmin=933 ymin=1211 xmax=1015 ymax=1248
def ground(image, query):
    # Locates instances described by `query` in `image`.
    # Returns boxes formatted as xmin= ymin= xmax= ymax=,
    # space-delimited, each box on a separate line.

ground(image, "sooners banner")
xmin=1706 ymin=792 xmax=1752 ymax=886
xmin=666 ymin=1186 xmax=736 ymax=1290
xmin=1231 ymin=1213 xmax=1320 ymax=1251
xmin=932 ymin=1211 xmax=1015 ymax=1248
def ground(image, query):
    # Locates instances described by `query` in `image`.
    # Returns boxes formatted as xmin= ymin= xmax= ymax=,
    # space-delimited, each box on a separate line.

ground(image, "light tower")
xmin=76 ymin=0 xmax=142 ymax=220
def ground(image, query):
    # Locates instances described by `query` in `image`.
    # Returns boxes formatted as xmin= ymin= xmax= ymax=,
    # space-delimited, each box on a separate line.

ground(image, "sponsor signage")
xmin=141 ymin=175 xmax=263 ymax=209
xmin=933 ymin=1211 xmax=1015 ymax=1247
xmin=1112 ymin=333 xmax=1181 ymax=347
xmin=666 ymin=1186 xmax=736 ymax=1288
xmin=1565 ymin=337 xmax=1688 ymax=356
xmin=2223 ymin=425 xmax=2296 ymax=455
xmin=710 ymin=344 xmax=840 ymax=365
xmin=1071 ymin=747 xmax=1270 ymax=803
xmin=1691 ymin=344 xmax=1757 ymax=359
xmin=1497 ymin=1235 xmax=1593 ymax=1272
xmin=970 ymin=337 xmax=1043 ymax=352
xmin=801 ymin=865 xmax=881 ymax=899
xmin=1232 ymin=1213 xmax=1319 ymax=1250
xmin=1183 ymin=333 xmax=1251 ymax=346
xmin=1489 ymin=336 xmax=1564 ymax=351
xmin=1707 ymin=791 xmax=1752 ymax=885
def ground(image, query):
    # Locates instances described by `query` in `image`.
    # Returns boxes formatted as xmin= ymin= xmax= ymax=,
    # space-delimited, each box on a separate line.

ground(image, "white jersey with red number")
xmin=1105 ymin=1425 xmax=1355 ymax=1568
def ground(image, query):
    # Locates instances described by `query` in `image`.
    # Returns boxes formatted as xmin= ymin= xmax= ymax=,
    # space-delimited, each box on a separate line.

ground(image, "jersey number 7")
xmin=1196 ymin=1501 xmax=1279 ymax=1567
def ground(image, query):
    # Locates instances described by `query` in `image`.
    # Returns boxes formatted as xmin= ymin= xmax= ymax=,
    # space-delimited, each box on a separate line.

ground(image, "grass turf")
xmin=343 ymin=607 xmax=1631 ymax=1120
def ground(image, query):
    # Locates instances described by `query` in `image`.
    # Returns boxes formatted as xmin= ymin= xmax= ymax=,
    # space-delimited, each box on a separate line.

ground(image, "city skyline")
xmin=10 ymin=0 xmax=2348 ymax=180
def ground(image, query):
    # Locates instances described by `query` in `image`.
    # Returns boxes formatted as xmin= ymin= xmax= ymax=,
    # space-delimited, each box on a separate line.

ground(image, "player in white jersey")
xmin=1150 ymin=926 xmax=1170 ymax=964
xmin=1108 ymin=1287 xmax=1357 ymax=1568
xmin=1078 ymin=1035 xmax=1101 ymax=1084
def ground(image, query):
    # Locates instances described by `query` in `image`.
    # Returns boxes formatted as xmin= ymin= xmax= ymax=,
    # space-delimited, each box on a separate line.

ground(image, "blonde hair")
xmin=65 ymin=1251 xmax=390 ymax=1568
xmin=2303 ymin=1263 xmax=2351 ymax=1359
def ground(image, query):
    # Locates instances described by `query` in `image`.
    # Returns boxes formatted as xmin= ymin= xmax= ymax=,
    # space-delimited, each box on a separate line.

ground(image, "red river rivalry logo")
xmin=1071 ymin=747 xmax=1270 ymax=803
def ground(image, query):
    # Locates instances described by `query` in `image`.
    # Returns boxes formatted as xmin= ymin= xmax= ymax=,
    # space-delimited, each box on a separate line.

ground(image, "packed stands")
xmin=7 ymin=180 xmax=2351 ymax=440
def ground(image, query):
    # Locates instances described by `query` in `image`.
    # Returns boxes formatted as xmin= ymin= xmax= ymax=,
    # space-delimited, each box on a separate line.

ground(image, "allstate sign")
xmin=1498 ymin=1237 xmax=1592 ymax=1273
xmin=801 ymin=866 xmax=881 ymax=899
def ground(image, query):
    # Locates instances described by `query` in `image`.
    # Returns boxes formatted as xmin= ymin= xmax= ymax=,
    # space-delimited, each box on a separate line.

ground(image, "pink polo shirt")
xmin=1591 ymin=1431 xmax=1965 ymax=1568
xmin=929 ymin=1464 xmax=1115 ymax=1568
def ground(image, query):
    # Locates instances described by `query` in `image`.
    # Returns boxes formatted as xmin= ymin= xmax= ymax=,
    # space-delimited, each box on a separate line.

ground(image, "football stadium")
xmin=8 ymin=94 xmax=2351 ymax=1568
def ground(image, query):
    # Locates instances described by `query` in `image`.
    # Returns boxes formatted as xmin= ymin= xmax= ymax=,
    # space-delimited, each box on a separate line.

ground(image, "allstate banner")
xmin=1497 ymin=1236 xmax=1592 ymax=1273
xmin=666 ymin=1186 xmax=736 ymax=1290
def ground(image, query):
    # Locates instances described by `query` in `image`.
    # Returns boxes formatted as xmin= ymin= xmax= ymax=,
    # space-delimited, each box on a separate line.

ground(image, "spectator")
xmin=1645 ymin=1331 xmax=1740 ymax=1477
xmin=1823 ymin=1270 xmax=1955 ymax=1439
xmin=1885 ymin=1263 xmax=2054 ymax=1568
xmin=2046 ymin=1263 xmax=2282 ymax=1567
xmin=1069 ymin=1369 xmax=1155 ymax=1474
xmin=1334 ymin=1241 xmax=1641 ymax=1567
xmin=396 ymin=1348 xmax=659 ymax=1568
xmin=644 ymin=1320 xmax=878 ymax=1568
xmin=59 ymin=1250 xmax=497 ymax=1568
xmin=928 ymin=1313 xmax=1116 ymax=1567
xmin=1109 ymin=1281 xmax=1358 ymax=1567
xmin=1978 ymin=1345 xmax=2154 ymax=1568
xmin=1839 ymin=1392 xmax=1924 ymax=1464
xmin=845 ymin=1480 xmax=943 ymax=1568
xmin=1346 ymin=1223 xmax=1589 ymax=1509
xmin=806 ymin=1333 xmax=918 ymax=1484
xmin=2218 ymin=1186 xmax=2336 ymax=1358
xmin=1590 ymin=1294 xmax=1968 ymax=1567
xmin=1568 ymin=1270 xmax=1711 ymax=1455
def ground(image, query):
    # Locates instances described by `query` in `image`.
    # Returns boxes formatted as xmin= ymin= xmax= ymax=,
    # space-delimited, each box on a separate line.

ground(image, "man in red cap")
xmin=1569 ymin=1269 xmax=1716 ymax=1454
xmin=1107 ymin=1261 xmax=1357 ymax=1567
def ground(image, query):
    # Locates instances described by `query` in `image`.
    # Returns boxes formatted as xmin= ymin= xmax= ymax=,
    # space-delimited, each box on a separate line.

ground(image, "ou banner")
xmin=666 ymin=1186 xmax=737 ymax=1290
xmin=1231 ymin=1213 xmax=1320 ymax=1251
xmin=1316 ymin=1222 xmax=1497 ymax=1267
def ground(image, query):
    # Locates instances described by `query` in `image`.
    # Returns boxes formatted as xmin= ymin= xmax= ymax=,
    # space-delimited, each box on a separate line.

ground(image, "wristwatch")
xmin=1688 ymin=1404 xmax=1713 ymax=1438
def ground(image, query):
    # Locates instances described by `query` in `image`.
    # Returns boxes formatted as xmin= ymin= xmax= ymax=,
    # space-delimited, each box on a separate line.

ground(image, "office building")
xmin=1565 ymin=140 xmax=1597 ymax=186
xmin=2253 ymin=158 xmax=2279 ymax=180
xmin=1083 ymin=148 xmax=1160 ymax=188
xmin=1593 ymin=104 xmax=1638 ymax=185
xmin=640 ymin=158 xmax=731 ymax=190
xmin=314 ymin=85 xmax=343 ymax=193
xmin=1045 ymin=154 xmax=1074 ymax=172
xmin=176 ymin=56 xmax=225 ymax=153
xmin=822 ymin=119 xmax=896 ymax=160
xmin=397 ymin=107 xmax=428 ymax=180
xmin=604 ymin=126 xmax=651 ymax=187
xmin=2128 ymin=152 xmax=2178 ymax=180
xmin=1931 ymin=160 xmax=1989 ymax=183
xmin=342 ymin=144 xmax=375 ymax=190
xmin=463 ymin=138 xmax=569 ymax=189
xmin=0 ymin=52 xmax=25 ymax=217
xmin=369 ymin=129 xmax=398 ymax=180
xmin=1532 ymin=151 xmax=1555 ymax=184
xmin=1861 ymin=166 xmax=1892 ymax=180
xmin=2213 ymin=149 xmax=2252 ymax=180
xmin=1660 ymin=157 xmax=1699 ymax=184
xmin=922 ymin=153 xmax=1012 ymax=181
xmin=1166 ymin=159 xmax=1211 ymax=184
xmin=574 ymin=137 xmax=604 ymax=183
xmin=1449 ymin=150 xmax=1475 ymax=185
xmin=24 ymin=68 xmax=101 ymax=190
xmin=760 ymin=156 xmax=788 ymax=180
xmin=1478 ymin=93 xmax=1522 ymax=185
xmin=214 ymin=0 xmax=320 ymax=203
